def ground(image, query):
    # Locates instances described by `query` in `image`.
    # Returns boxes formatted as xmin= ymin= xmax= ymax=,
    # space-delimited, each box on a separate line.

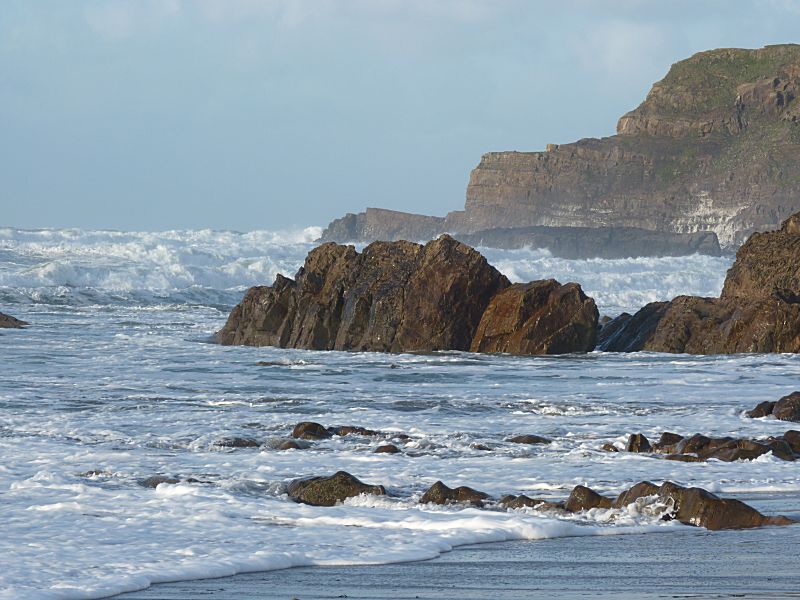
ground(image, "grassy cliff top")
xmin=636 ymin=44 xmax=800 ymax=118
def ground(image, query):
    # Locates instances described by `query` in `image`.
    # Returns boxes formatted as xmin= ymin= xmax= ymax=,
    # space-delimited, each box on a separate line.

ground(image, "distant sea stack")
xmin=216 ymin=235 xmax=598 ymax=355
xmin=320 ymin=45 xmax=800 ymax=255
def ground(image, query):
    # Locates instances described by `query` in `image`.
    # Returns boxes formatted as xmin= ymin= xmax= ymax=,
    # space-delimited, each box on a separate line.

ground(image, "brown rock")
xmin=601 ymin=443 xmax=619 ymax=452
xmin=783 ymin=430 xmax=800 ymax=453
xmin=0 ymin=311 xmax=27 ymax=329
xmin=653 ymin=432 xmax=684 ymax=452
xmin=291 ymin=422 xmax=332 ymax=440
xmin=266 ymin=438 xmax=310 ymax=451
xmin=287 ymin=471 xmax=386 ymax=506
xmin=657 ymin=481 xmax=793 ymax=530
xmin=470 ymin=280 xmax=598 ymax=355
xmin=420 ymin=481 xmax=490 ymax=507
xmin=773 ymin=391 xmax=800 ymax=422
xmin=746 ymin=401 xmax=777 ymax=418
xmin=374 ymin=444 xmax=400 ymax=454
xmin=139 ymin=475 xmax=180 ymax=488
xmin=564 ymin=485 xmax=613 ymax=512
xmin=674 ymin=434 xmax=713 ymax=455
xmin=216 ymin=236 xmax=509 ymax=353
xmin=626 ymin=433 xmax=652 ymax=453
xmin=613 ymin=481 xmax=660 ymax=508
xmin=664 ymin=454 xmax=704 ymax=462
xmin=506 ymin=434 xmax=552 ymax=445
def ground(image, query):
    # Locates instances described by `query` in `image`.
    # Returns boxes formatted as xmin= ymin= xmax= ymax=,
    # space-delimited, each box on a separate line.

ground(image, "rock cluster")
xmin=598 ymin=212 xmax=800 ymax=354
xmin=746 ymin=392 xmax=800 ymax=422
xmin=285 ymin=471 xmax=793 ymax=530
xmin=615 ymin=430 xmax=799 ymax=462
xmin=217 ymin=236 xmax=598 ymax=355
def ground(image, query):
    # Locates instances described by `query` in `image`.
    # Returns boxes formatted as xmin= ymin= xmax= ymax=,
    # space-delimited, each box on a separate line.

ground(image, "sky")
xmin=2 ymin=0 xmax=800 ymax=231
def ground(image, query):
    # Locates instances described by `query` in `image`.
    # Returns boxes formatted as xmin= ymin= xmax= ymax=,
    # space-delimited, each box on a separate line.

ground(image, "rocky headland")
xmin=216 ymin=235 xmax=598 ymax=354
xmin=0 ymin=312 xmax=27 ymax=329
xmin=598 ymin=211 xmax=800 ymax=354
xmin=320 ymin=45 xmax=800 ymax=256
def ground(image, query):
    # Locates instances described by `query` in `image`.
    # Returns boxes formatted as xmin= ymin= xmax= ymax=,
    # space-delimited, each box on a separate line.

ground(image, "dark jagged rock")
xmin=419 ymin=481 xmax=490 ymax=507
xmin=564 ymin=485 xmax=613 ymax=512
xmin=374 ymin=444 xmax=401 ymax=454
xmin=747 ymin=401 xmax=778 ymax=418
xmin=601 ymin=443 xmax=619 ymax=452
xmin=291 ymin=422 xmax=332 ymax=440
xmin=287 ymin=471 xmax=386 ymax=506
xmin=216 ymin=236 xmax=510 ymax=353
xmin=0 ymin=312 xmax=27 ymax=329
xmin=322 ymin=46 xmax=800 ymax=253
xmin=470 ymin=280 xmax=598 ymax=355
xmin=213 ymin=437 xmax=260 ymax=449
xmin=597 ymin=211 xmax=800 ymax=354
xmin=626 ymin=433 xmax=652 ymax=453
xmin=773 ymin=391 xmax=800 ymax=422
xmin=506 ymin=434 xmax=552 ymax=445
xmin=596 ymin=302 xmax=670 ymax=352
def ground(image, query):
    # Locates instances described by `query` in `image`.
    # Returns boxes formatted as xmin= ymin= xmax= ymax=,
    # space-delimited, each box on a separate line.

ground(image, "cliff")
xmin=321 ymin=45 xmax=800 ymax=252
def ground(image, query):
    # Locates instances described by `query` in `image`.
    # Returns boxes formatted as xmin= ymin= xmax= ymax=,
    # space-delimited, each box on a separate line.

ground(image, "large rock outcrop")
xmin=0 ymin=312 xmax=26 ymax=329
xmin=598 ymin=211 xmax=800 ymax=354
xmin=470 ymin=280 xmax=598 ymax=354
xmin=321 ymin=45 xmax=800 ymax=253
xmin=217 ymin=237 xmax=598 ymax=354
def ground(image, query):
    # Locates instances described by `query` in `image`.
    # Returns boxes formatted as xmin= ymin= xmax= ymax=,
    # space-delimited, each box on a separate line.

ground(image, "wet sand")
xmin=116 ymin=493 xmax=800 ymax=600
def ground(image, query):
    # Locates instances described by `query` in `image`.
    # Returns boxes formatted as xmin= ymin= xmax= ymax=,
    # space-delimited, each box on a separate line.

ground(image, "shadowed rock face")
xmin=470 ymin=280 xmax=598 ymax=355
xmin=322 ymin=46 xmax=800 ymax=252
xmin=217 ymin=236 xmax=598 ymax=355
xmin=0 ymin=312 xmax=27 ymax=329
xmin=747 ymin=392 xmax=800 ymax=422
xmin=597 ymin=211 xmax=800 ymax=354
xmin=216 ymin=235 xmax=510 ymax=352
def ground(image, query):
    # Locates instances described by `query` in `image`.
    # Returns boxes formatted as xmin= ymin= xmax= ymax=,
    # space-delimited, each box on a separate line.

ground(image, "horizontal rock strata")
xmin=322 ymin=45 xmax=800 ymax=253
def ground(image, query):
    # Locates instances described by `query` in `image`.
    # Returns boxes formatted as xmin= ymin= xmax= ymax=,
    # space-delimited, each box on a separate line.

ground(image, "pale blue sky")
xmin=2 ymin=0 xmax=799 ymax=231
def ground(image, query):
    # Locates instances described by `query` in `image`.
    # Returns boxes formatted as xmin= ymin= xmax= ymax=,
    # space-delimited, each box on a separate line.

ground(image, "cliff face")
xmin=463 ymin=45 xmax=800 ymax=248
xmin=321 ymin=45 xmax=800 ymax=251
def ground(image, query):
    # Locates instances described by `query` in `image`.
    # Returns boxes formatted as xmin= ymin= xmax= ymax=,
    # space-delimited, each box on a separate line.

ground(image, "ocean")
xmin=1 ymin=227 xmax=798 ymax=599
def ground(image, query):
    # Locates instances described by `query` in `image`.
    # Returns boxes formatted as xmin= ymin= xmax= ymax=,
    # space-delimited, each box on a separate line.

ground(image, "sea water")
xmin=1 ymin=228 xmax=798 ymax=599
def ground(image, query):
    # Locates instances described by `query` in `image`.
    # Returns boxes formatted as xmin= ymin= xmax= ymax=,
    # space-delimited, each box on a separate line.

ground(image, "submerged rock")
xmin=287 ymin=471 xmax=386 ymax=506
xmin=469 ymin=280 xmax=598 ymax=354
xmin=373 ymin=444 xmax=401 ymax=454
xmin=0 ymin=312 xmax=27 ymax=329
xmin=213 ymin=437 xmax=260 ymax=449
xmin=139 ymin=475 xmax=180 ymax=488
xmin=506 ymin=434 xmax=552 ymax=445
xmin=419 ymin=481 xmax=490 ymax=507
